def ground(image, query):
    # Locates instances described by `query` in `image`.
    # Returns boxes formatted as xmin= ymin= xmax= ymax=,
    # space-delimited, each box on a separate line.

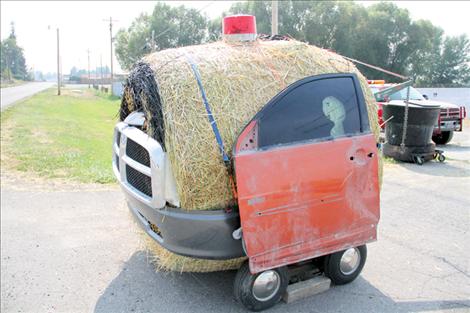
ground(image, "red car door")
xmin=234 ymin=74 xmax=380 ymax=273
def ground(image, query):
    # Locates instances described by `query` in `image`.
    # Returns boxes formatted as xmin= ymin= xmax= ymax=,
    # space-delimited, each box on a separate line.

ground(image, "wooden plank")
xmin=283 ymin=276 xmax=331 ymax=304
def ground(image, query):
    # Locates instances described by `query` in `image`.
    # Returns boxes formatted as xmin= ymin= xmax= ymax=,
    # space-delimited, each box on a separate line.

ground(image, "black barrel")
xmin=382 ymin=101 xmax=440 ymax=162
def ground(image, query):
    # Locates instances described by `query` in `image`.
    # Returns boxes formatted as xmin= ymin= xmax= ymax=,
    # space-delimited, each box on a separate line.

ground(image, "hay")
xmin=121 ymin=39 xmax=382 ymax=272
xmin=121 ymin=39 xmax=381 ymax=211
xmin=142 ymin=234 xmax=246 ymax=273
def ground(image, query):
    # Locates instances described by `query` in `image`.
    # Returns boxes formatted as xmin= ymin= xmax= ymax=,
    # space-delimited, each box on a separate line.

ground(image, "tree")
xmin=0 ymin=22 xmax=28 ymax=81
xmin=406 ymin=20 xmax=444 ymax=84
xmin=229 ymin=1 xmax=271 ymax=34
xmin=115 ymin=3 xmax=209 ymax=70
xmin=208 ymin=16 xmax=223 ymax=42
xmin=226 ymin=1 xmax=470 ymax=86
xmin=418 ymin=35 xmax=470 ymax=87
xmin=115 ymin=1 xmax=469 ymax=86
xmin=349 ymin=2 xmax=415 ymax=80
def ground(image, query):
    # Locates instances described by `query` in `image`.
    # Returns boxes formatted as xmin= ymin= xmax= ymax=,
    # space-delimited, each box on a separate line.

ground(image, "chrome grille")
xmin=126 ymin=138 xmax=150 ymax=166
xmin=113 ymin=122 xmax=180 ymax=209
xmin=115 ymin=154 xmax=120 ymax=171
xmin=126 ymin=165 xmax=152 ymax=197
xmin=116 ymin=131 xmax=121 ymax=147
xmin=440 ymin=108 xmax=461 ymax=120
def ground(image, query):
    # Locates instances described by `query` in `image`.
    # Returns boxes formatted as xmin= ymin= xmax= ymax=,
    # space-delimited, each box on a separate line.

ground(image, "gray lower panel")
xmin=124 ymin=187 xmax=245 ymax=260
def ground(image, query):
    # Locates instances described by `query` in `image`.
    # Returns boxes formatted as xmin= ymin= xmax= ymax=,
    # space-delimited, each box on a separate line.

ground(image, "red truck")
xmin=369 ymin=80 xmax=466 ymax=144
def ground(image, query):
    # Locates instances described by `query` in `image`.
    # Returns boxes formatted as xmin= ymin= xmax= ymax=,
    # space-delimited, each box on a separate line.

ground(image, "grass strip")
xmin=1 ymin=87 xmax=119 ymax=183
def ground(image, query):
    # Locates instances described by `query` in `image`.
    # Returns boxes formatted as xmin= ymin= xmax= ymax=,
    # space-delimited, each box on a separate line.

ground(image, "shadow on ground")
xmin=435 ymin=143 xmax=470 ymax=152
xmin=94 ymin=251 xmax=470 ymax=313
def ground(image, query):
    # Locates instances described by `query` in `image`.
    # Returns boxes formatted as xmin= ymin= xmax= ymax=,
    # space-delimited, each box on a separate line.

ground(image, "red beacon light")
xmin=223 ymin=15 xmax=257 ymax=42
xmin=367 ymin=80 xmax=386 ymax=85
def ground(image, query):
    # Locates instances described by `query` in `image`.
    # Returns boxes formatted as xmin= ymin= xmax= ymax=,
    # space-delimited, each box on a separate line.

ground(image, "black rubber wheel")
xmin=234 ymin=261 xmax=289 ymax=311
xmin=432 ymin=131 xmax=454 ymax=145
xmin=438 ymin=153 xmax=446 ymax=162
xmin=324 ymin=245 xmax=367 ymax=285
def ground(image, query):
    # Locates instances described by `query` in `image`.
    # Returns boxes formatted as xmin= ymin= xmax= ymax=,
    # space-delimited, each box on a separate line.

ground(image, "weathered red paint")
xmin=234 ymin=129 xmax=380 ymax=274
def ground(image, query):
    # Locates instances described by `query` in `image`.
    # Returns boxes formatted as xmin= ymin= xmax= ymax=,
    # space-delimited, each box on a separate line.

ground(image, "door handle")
xmin=367 ymin=152 xmax=374 ymax=158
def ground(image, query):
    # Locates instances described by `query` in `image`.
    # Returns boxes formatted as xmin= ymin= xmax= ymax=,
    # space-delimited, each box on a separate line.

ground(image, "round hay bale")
xmin=121 ymin=39 xmax=381 ymax=211
xmin=121 ymin=39 xmax=382 ymax=273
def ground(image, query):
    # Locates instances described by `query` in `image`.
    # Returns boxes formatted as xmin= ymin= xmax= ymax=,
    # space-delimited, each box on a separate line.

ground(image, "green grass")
xmin=1 ymin=87 xmax=120 ymax=183
xmin=382 ymin=155 xmax=399 ymax=164
xmin=0 ymin=79 xmax=28 ymax=88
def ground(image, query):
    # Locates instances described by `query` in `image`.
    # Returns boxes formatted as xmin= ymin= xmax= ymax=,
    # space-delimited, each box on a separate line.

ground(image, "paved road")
xmin=1 ymin=82 xmax=55 ymax=111
xmin=1 ymin=131 xmax=469 ymax=313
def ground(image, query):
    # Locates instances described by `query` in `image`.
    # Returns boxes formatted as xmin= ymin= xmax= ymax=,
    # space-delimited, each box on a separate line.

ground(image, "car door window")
xmin=257 ymin=76 xmax=364 ymax=148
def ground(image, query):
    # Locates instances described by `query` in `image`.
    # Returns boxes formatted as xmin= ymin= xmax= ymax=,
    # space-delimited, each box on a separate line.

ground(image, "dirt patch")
xmin=59 ymin=88 xmax=98 ymax=99
xmin=31 ymin=129 xmax=53 ymax=144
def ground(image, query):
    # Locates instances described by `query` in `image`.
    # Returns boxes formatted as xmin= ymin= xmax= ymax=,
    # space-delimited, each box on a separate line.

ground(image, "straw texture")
xmin=142 ymin=235 xmax=246 ymax=273
xmin=122 ymin=40 xmax=381 ymax=273
xmin=121 ymin=40 xmax=381 ymax=211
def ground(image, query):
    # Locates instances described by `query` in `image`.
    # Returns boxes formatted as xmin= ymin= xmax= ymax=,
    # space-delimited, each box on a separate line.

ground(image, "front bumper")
xmin=434 ymin=119 xmax=462 ymax=133
xmin=124 ymin=186 xmax=245 ymax=260
xmin=114 ymin=122 xmax=244 ymax=260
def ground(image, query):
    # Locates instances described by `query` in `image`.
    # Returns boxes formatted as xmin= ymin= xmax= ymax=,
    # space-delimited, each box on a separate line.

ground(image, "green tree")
xmin=208 ymin=16 xmax=223 ymax=42
xmin=226 ymin=1 xmax=469 ymax=86
xmin=418 ymin=34 xmax=470 ymax=87
xmin=348 ymin=2 xmax=415 ymax=80
xmin=227 ymin=1 xmax=371 ymax=63
xmin=1 ymin=22 xmax=28 ymax=81
xmin=406 ymin=20 xmax=444 ymax=84
xmin=115 ymin=14 xmax=151 ymax=70
xmin=115 ymin=3 xmax=209 ymax=70
xmin=115 ymin=1 xmax=470 ymax=86
xmin=229 ymin=1 xmax=271 ymax=34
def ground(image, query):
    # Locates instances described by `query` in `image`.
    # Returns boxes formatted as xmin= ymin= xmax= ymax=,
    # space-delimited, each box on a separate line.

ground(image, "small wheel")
xmin=234 ymin=261 xmax=288 ymax=311
xmin=324 ymin=245 xmax=367 ymax=285
xmin=438 ymin=153 xmax=446 ymax=162
xmin=414 ymin=155 xmax=424 ymax=165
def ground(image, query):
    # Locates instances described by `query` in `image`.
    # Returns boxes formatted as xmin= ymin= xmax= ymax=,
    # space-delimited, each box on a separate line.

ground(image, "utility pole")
xmin=5 ymin=54 xmax=10 ymax=82
xmin=100 ymin=54 xmax=103 ymax=83
xmin=151 ymin=30 xmax=157 ymax=52
xmin=56 ymin=28 xmax=61 ymax=95
xmin=271 ymin=0 xmax=279 ymax=36
xmin=103 ymin=17 xmax=118 ymax=83
xmin=87 ymin=49 xmax=91 ymax=88
xmin=109 ymin=17 xmax=113 ymax=83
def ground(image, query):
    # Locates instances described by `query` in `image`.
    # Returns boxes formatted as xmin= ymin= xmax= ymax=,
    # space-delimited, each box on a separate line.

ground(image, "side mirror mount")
xmin=423 ymin=94 xmax=429 ymax=100
xmin=383 ymin=95 xmax=390 ymax=102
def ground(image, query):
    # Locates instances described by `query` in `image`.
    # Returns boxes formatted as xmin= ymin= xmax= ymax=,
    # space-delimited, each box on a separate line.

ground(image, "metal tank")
xmin=382 ymin=101 xmax=443 ymax=164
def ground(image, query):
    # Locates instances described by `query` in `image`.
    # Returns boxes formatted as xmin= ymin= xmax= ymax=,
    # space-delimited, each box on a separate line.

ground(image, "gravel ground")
xmin=1 ymin=130 xmax=469 ymax=313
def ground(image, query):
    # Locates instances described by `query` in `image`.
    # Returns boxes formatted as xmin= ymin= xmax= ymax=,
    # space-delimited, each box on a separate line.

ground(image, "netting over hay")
xmin=121 ymin=39 xmax=381 ymax=211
